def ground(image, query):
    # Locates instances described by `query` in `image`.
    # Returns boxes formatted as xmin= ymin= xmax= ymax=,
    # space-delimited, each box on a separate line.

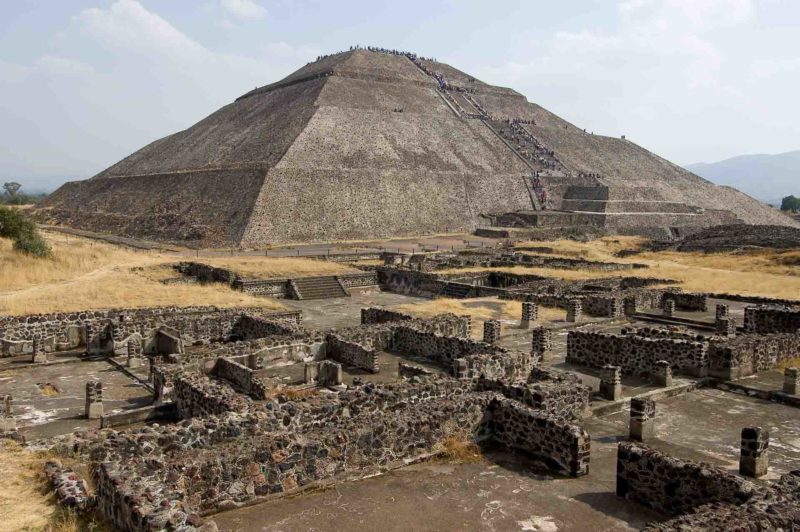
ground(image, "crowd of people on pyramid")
xmin=312 ymin=45 xmax=437 ymax=65
xmin=577 ymin=171 xmax=603 ymax=180
xmin=532 ymin=176 xmax=547 ymax=206
xmin=498 ymin=120 xmax=560 ymax=171
xmin=307 ymin=45 xmax=554 ymax=208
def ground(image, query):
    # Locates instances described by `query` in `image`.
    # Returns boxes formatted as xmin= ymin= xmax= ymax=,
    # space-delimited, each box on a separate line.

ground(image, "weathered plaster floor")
xmin=214 ymin=446 xmax=662 ymax=532
xmin=0 ymin=358 xmax=151 ymax=439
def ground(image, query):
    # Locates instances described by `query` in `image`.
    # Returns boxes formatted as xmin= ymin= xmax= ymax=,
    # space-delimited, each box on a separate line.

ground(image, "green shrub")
xmin=12 ymin=232 xmax=51 ymax=257
xmin=0 ymin=207 xmax=36 ymax=239
xmin=0 ymin=206 xmax=51 ymax=257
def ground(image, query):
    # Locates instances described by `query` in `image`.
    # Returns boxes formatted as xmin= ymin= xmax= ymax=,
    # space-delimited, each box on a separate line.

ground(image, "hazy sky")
xmin=2 ymin=0 xmax=799 ymax=192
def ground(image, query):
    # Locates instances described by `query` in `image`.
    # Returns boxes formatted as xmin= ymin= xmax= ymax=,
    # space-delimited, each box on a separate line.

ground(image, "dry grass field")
xmin=440 ymin=236 xmax=800 ymax=301
xmin=0 ymin=232 xmax=358 ymax=316
xmin=0 ymin=442 xmax=108 ymax=531
xmin=199 ymin=256 xmax=356 ymax=279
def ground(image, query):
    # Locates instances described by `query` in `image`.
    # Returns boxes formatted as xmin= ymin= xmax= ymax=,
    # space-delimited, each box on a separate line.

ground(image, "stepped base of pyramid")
xmin=478 ymin=207 xmax=738 ymax=241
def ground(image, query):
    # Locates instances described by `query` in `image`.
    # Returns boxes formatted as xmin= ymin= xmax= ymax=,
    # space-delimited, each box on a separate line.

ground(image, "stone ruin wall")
xmin=0 ymin=306 xmax=302 ymax=357
xmin=85 ymin=373 xmax=593 ymax=530
xmin=708 ymin=333 xmax=800 ymax=378
xmin=566 ymin=331 xmax=708 ymax=376
xmin=489 ymin=397 xmax=590 ymax=477
xmin=644 ymin=469 xmax=800 ymax=531
xmin=361 ymin=307 xmax=416 ymax=325
xmin=661 ymin=292 xmax=708 ymax=312
xmin=325 ymin=333 xmax=380 ymax=373
xmin=173 ymin=371 xmax=250 ymax=419
xmin=230 ymin=314 xmax=305 ymax=341
xmin=174 ymin=262 xmax=239 ymax=284
xmin=616 ymin=442 xmax=756 ymax=516
xmin=744 ymin=306 xmax=800 ymax=334
xmin=391 ymin=325 xmax=532 ymax=380
xmin=214 ymin=357 xmax=269 ymax=400
xmin=477 ymin=374 xmax=591 ymax=421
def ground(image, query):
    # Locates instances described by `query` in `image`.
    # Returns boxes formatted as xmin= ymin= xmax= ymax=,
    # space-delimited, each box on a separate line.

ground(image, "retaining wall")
xmin=616 ymin=442 xmax=755 ymax=515
xmin=566 ymin=331 xmax=708 ymax=376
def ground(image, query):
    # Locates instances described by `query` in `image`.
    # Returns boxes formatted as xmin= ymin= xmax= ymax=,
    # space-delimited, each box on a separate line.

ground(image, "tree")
xmin=3 ymin=182 xmax=21 ymax=197
xmin=780 ymin=195 xmax=800 ymax=212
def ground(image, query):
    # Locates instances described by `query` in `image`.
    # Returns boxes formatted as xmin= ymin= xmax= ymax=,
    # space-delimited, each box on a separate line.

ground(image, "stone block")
xmin=715 ymin=304 xmax=730 ymax=321
xmin=629 ymin=398 xmax=655 ymax=442
xmin=520 ymin=302 xmax=537 ymax=329
xmin=85 ymin=380 xmax=103 ymax=419
xmin=654 ymin=360 xmax=673 ymax=387
xmin=599 ymin=365 xmax=622 ymax=401
xmin=783 ymin=367 xmax=799 ymax=395
xmin=483 ymin=320 xmax=501 ymax=345
xmin=739 ymin=426 xmax=768 ymax=478
xmin=530 ymin=327 xmax=552 ymax=362
xmin=304 ymin=362 xmax=320 ymax=384
xmin=31 ymin=338 xmax=46 ymax=364
xmin=566 ymin=299 xmax=583 ymax=323
xmin=318 ymin=360 xmax=343 ymax=386
xmin=715 ymin=317 xmax=736 ymax=337
xmin=663 ymin=300 xmax=675 ymax=317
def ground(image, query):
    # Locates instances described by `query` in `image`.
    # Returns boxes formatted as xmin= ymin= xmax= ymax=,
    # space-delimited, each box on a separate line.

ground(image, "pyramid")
xmin=39 ymin=48 xmax=797 ymax=246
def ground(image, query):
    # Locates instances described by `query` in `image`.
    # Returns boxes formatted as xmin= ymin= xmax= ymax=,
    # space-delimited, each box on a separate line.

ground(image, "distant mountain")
xmin=686 ymin=150 xmax=800 ymax=204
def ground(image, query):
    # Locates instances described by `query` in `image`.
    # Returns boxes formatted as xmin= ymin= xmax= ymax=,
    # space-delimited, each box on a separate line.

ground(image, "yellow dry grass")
xmin=442 ymin=237 xmax=800 ymax=301
xmin=776 ymin=357 xmax=800 ymax=371
xmin=515 ymin=236 xmax=648 ymax=260
xmin=392 ymin=297 xmax=564 ymax=338
xmin=199 ymin=256 xmax=357 ymax=279
xmin=0 ymin=232 xmax=287 ymax=316
xmin=433 ymin=436 xmax=485 ymax=464
xmin=0 ymin=441 xmax=107 ymax=531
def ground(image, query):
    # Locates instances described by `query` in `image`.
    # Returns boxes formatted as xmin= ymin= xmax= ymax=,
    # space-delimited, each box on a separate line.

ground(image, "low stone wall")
xmin=337 ymin=272 xmax=379 ymax=288
xmin=566 ymin=331 xmax=708 ymax=376
xmin=215 ymin=357 xmax=268 ymax=399
xmin=173 ymin=371 xmax=249 ymax=418
xmin=325 ymin=334 xmax=380 ymax=373
xmin=616 ymin=442 xmax=755 ymax=516
xmin=581 ymin=295 xmax=622 ymax=318
xmin=45 ymin=461 xmax=94 ymax=511
xmin=0 ymin=305 xmax=301 ymax=357
xmin=361 ymin=307 xmax=415 ymax=325
xmin=488 ymin=398 xmax=590 ymax=477
xmin=234 ymin=278 xmax=289 ymax=298
xmin=477 ymin=374 xmax=590 ymax=421
xmin=89 ymin=381 xmax=495 ymax=530
xmin=231 ymin=314 xmax=304 ymax=340
xmin=392 ymin=326 xmax=531 ymax=380
xmin=662 ymin=292 xmax=707 ymax=311
xmin=708 ymin=333 xmax=800 ymax=379
xmin=644 ymin=469 xmax=800 ymax=531
xmin=175 ymin=262 xmax=238 ymax=284
xmin=744 ymin=306 xmax=800 ymax=333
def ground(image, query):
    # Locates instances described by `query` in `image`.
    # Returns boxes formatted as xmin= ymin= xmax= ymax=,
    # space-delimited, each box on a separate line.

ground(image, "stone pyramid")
xmin=39 ymin=48 xmax=796 ymax=246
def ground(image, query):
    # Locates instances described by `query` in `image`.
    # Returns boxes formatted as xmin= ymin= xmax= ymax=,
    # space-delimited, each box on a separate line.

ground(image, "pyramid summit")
xmin=39 ymin=46 xmax=796 ymax=246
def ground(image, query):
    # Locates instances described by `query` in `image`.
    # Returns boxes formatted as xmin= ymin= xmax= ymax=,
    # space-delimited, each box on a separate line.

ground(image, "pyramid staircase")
xmin=291 ymin=276 xmax=350 ymax=300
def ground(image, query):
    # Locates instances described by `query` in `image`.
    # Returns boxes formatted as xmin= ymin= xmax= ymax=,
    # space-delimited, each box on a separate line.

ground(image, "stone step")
xmin=292 ymin=276 xmax=349 ymax=300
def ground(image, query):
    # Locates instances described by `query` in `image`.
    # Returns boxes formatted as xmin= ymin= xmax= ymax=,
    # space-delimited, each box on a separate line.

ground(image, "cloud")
xmin=35 ymin=55 xmax=96 ymax=77
xmin=219 ymin=0 xmax=267 ymax=20
xmin=0 ymin=0 xmax=318 ymax=184
xmin=77 ymin=0 xmax=208 ymax=62
xmin=470 ymin=0 xmax=772 ymax=163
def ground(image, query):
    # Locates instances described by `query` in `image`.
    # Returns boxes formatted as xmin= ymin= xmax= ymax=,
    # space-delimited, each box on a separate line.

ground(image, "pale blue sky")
xmin=2 ymin=0 xmax=799 ymax=192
